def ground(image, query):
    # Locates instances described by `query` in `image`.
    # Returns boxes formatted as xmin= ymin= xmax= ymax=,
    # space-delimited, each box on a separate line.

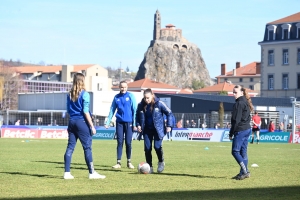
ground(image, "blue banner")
xmin=221 ymin=130 xmax=291 ymax=143
xmin=92 ymin=128 xmax=115 ymax=140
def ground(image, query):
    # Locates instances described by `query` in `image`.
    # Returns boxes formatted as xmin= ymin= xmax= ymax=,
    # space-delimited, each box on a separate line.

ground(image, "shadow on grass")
xmin=0 ymin=171 xmax=60 ymax=179
xmin=1 ymin=186 xmax=299 ymax=200
xmin=129 ymin=172 xmax=226 ymax=179
xmin=34 ymin=161 xmax=112 ymax=168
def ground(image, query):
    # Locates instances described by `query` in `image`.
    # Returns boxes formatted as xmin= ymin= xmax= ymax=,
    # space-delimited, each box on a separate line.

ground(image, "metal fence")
xmin=0 ymin=110 xmax=284 ymax=130
xmin=0 ymin=110 xmax=106 ymax=127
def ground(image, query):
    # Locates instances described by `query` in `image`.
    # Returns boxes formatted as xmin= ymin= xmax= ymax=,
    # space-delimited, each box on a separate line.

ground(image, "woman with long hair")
xmin=229 ymin=85 xmax=253 ymax=180
xmin=64 ymin=73 xmax=105 ymax=179
xmin=136 ymin=88 xmax=173 ymax=173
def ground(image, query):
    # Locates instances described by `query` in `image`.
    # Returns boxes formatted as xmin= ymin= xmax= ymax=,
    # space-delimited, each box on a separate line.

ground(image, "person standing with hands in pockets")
xmin=229 ymin=85 xmax=253 ymax=180
xmin=64 ymin=73 xmax=105 ymax=179
xmin=105 ymin=81 xmax=137 ymax=169
xmin=136 ymin=88 xmax=173 ymax=173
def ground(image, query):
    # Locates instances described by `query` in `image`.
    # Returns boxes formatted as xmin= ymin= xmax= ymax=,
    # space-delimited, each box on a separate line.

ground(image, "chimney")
xmin=256 ymin=62 xmax=261 ymax=74
xmin=236 ymin=62 xmax=241 ymax=69
xmin=221 ymin=63 xmax=226 ymax=75
xmin=233 ymin=69 xmax=236 ymax=76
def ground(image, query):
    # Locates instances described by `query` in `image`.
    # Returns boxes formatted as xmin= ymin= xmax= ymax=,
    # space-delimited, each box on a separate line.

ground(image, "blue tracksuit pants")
xmin=64 ymin=119 xmax=94 ymax=174
xmin=116 ymin=122 xmax=133 ymax=160
xmin=144 ymin=128 xmax=164 ymax=167
xmin=231 ymin=128 xmax=251 ymax=175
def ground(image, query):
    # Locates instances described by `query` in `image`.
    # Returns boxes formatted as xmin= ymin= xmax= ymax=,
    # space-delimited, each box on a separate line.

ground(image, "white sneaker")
xmin=63 ymin=172 xmax=74 ymax=179
xmin=112 ymin=163 xmax=121 ymax=169
xmin=127 ymin=162 xmax=134 ymax=169
xmin=89 ymin=171 xmax=106 ymax=179
xmin=157 ymin=162 xmax=165 ymax=173
xmin=149 ymin=167 xmax=153 ymax=174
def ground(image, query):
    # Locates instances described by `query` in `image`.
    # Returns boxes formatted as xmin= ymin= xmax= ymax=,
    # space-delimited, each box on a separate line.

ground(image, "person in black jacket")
xmin=136 ymin=88 xmax=172 ymax=173
xmin=229 ymin=85 xmax=253 ymax=180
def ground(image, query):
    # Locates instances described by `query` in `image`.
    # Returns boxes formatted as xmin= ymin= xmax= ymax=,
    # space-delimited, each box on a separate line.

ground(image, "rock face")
xmin=135 ymin=40 xmax=212 ymax=88
xmin=135 ymin=10 xmax=211 ymax=88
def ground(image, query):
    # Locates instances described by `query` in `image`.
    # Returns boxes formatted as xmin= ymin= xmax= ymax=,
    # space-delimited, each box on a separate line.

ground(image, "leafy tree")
xmin=0 ymin=61 xmax=22 ymax=110
xmin=191 ymin=79 xmax=205 ymax=90
xmin=219 ymin=90 xmax=228 ymax=95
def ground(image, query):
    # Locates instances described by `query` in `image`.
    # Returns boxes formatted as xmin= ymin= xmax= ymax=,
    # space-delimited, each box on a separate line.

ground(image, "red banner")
xmin=1 ymin=128 xmax=68 ymax=139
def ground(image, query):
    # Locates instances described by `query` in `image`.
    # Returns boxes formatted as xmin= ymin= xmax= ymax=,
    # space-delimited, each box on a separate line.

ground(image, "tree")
xmin=219 ymin=102 xmax=224 ymax=128
xmin=0 ymin=61 xmax=22 ymax=110
xmin=219 ymin=90 xmax=228 ymax=95
xmin=191 ymin=79 xmax=205 ymax=90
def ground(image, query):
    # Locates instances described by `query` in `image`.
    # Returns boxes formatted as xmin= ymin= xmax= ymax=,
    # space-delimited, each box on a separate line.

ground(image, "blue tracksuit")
xmin=106 ymin=92 xmax=137 ymax=161
xmin=136 ymin=96 xmax=173 ymax=167
xmin=64 ymin=90 xmax=94 ymax=174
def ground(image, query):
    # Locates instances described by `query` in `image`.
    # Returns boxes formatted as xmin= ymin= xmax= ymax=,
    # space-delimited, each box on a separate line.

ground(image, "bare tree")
xmin=0 ymin=61 xmax=23 ymax=110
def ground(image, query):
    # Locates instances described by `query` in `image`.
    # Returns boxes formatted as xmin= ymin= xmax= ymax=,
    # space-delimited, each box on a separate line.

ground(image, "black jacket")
xmin=229 ymin=96 xmax=251 ymax=137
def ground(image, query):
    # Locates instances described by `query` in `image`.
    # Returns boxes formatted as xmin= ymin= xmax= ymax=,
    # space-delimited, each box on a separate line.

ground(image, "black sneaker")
xmin=231 ymin=174 xmax=241 ymax=179
xmin=236 ymin=172 xmax=250 ymax=180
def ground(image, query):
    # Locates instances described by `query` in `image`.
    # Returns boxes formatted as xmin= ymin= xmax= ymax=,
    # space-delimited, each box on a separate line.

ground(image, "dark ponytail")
xmin=241 ymin=87 xmax=254 ymax=112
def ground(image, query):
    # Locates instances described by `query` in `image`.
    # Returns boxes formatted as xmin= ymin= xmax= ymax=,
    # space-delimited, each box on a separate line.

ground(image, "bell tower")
xmin=153 ymin=10 xmax=161 ymax=40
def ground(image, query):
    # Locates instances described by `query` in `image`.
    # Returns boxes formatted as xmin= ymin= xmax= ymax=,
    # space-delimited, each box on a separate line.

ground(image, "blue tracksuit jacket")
xmin=105 ymin=92 xmax=137 ymax=126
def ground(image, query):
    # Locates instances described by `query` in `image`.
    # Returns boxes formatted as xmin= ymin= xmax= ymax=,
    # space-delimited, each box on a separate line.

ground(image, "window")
xmin=268 ymin=75 xmax=274 ymax=90
xmin=296 ymin=23 xmax=300 ymax=38
xmin=267 ymin=25 xmax=277 ymax=40
xmin=281 ymin=24 xmax=291 ymax=39
xmin=268 ymin=30 xmax=273 ymax=40
xmin=250 ymin=78 xmax=253 ymax=82
xmin=298 ymin=74 xmax=300 ymax=89
xmin=97 ymin=83 xmax=103 ymax=91
xmin=283 ymin=29 xmax=288 ymax=39
xmin=96 ymin=73 xmax=98 ymax=76
xmin=239 ymin=78 xmax=243 ymax=82
xmin=282 ymin=74 xmax=288 ymax=89
xmin=224 ymin=78 xmax=228 ymax=82
xmin=249 ymin=85 xmax=253 ymax=90
xmin=283 ymin=49 xmax=288 ymax=65
xmin=268 ymin=50 xmax=274 ymax=65
xmin=298 ymin=48 xmax=300 ymax=64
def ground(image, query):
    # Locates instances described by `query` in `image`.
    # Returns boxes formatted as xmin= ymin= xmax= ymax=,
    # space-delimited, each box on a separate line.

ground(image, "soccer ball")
xmin=138 ymin=162 xmax=151 ymax=174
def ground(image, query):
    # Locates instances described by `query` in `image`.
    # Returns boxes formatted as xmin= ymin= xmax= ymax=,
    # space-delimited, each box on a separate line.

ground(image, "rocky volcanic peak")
xmin=135 ymin=40 xmax=212 ymax=88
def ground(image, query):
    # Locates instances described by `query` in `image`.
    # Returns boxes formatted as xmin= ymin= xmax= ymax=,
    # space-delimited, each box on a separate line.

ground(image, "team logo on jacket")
xmin=155 ymin=108 xmax=159 ymax=112
xmin=126 ymin=97 xmax=129 ymax=101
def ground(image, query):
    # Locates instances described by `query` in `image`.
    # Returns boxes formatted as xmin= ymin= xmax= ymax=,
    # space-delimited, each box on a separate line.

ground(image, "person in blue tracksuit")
xmin=105 ymin=81 xmax=137 ymax=169
xmin=136 ymin=88 xmax=173 ymax=173
xmin=64 ymin=73 xmax=105 ymax=180
xmin=229 ymin=85 xmax=253 ymax=180
xmin=164 ymin=114 xmax=176 ymax=141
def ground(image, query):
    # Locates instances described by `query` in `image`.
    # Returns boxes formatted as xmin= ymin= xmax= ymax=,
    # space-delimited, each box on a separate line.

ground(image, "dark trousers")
xmin=144 ymin=128 xmax=164 ymax=167
xmin=231 ymin=128 xmax=251 ymax=175
xmin=116 ymin=122 xmax=133 ymax=160
xmin=64 ymin=119 xmax=94 ymax=174
xmin=167 ymin=128 xmax=173 ymax=139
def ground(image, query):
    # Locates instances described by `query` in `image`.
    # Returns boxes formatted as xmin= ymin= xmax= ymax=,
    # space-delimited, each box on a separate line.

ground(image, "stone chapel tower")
xmin=153 ymin=10 xmax=161 ymax=40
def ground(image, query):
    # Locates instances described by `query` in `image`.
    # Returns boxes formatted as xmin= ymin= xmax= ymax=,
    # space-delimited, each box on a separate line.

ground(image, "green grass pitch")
xmin=0 ymin=139 xmax=299 ymax=200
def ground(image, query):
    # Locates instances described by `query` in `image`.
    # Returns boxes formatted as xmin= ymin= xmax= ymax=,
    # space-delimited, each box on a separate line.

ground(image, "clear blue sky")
xmin=0 ymin=0 xmax=299 ymax=79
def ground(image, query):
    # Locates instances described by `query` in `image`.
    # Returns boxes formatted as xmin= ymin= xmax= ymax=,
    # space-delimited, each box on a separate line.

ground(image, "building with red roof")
xmin=7 ymin=64 xmax=111 ymax=93
xmin=193 ymin=81 xmax=258 ymax=97
xmin=215 ymin=62 xmax=261 ymax=93
xmin=112 ymin=78 xmax=184 ymax=94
